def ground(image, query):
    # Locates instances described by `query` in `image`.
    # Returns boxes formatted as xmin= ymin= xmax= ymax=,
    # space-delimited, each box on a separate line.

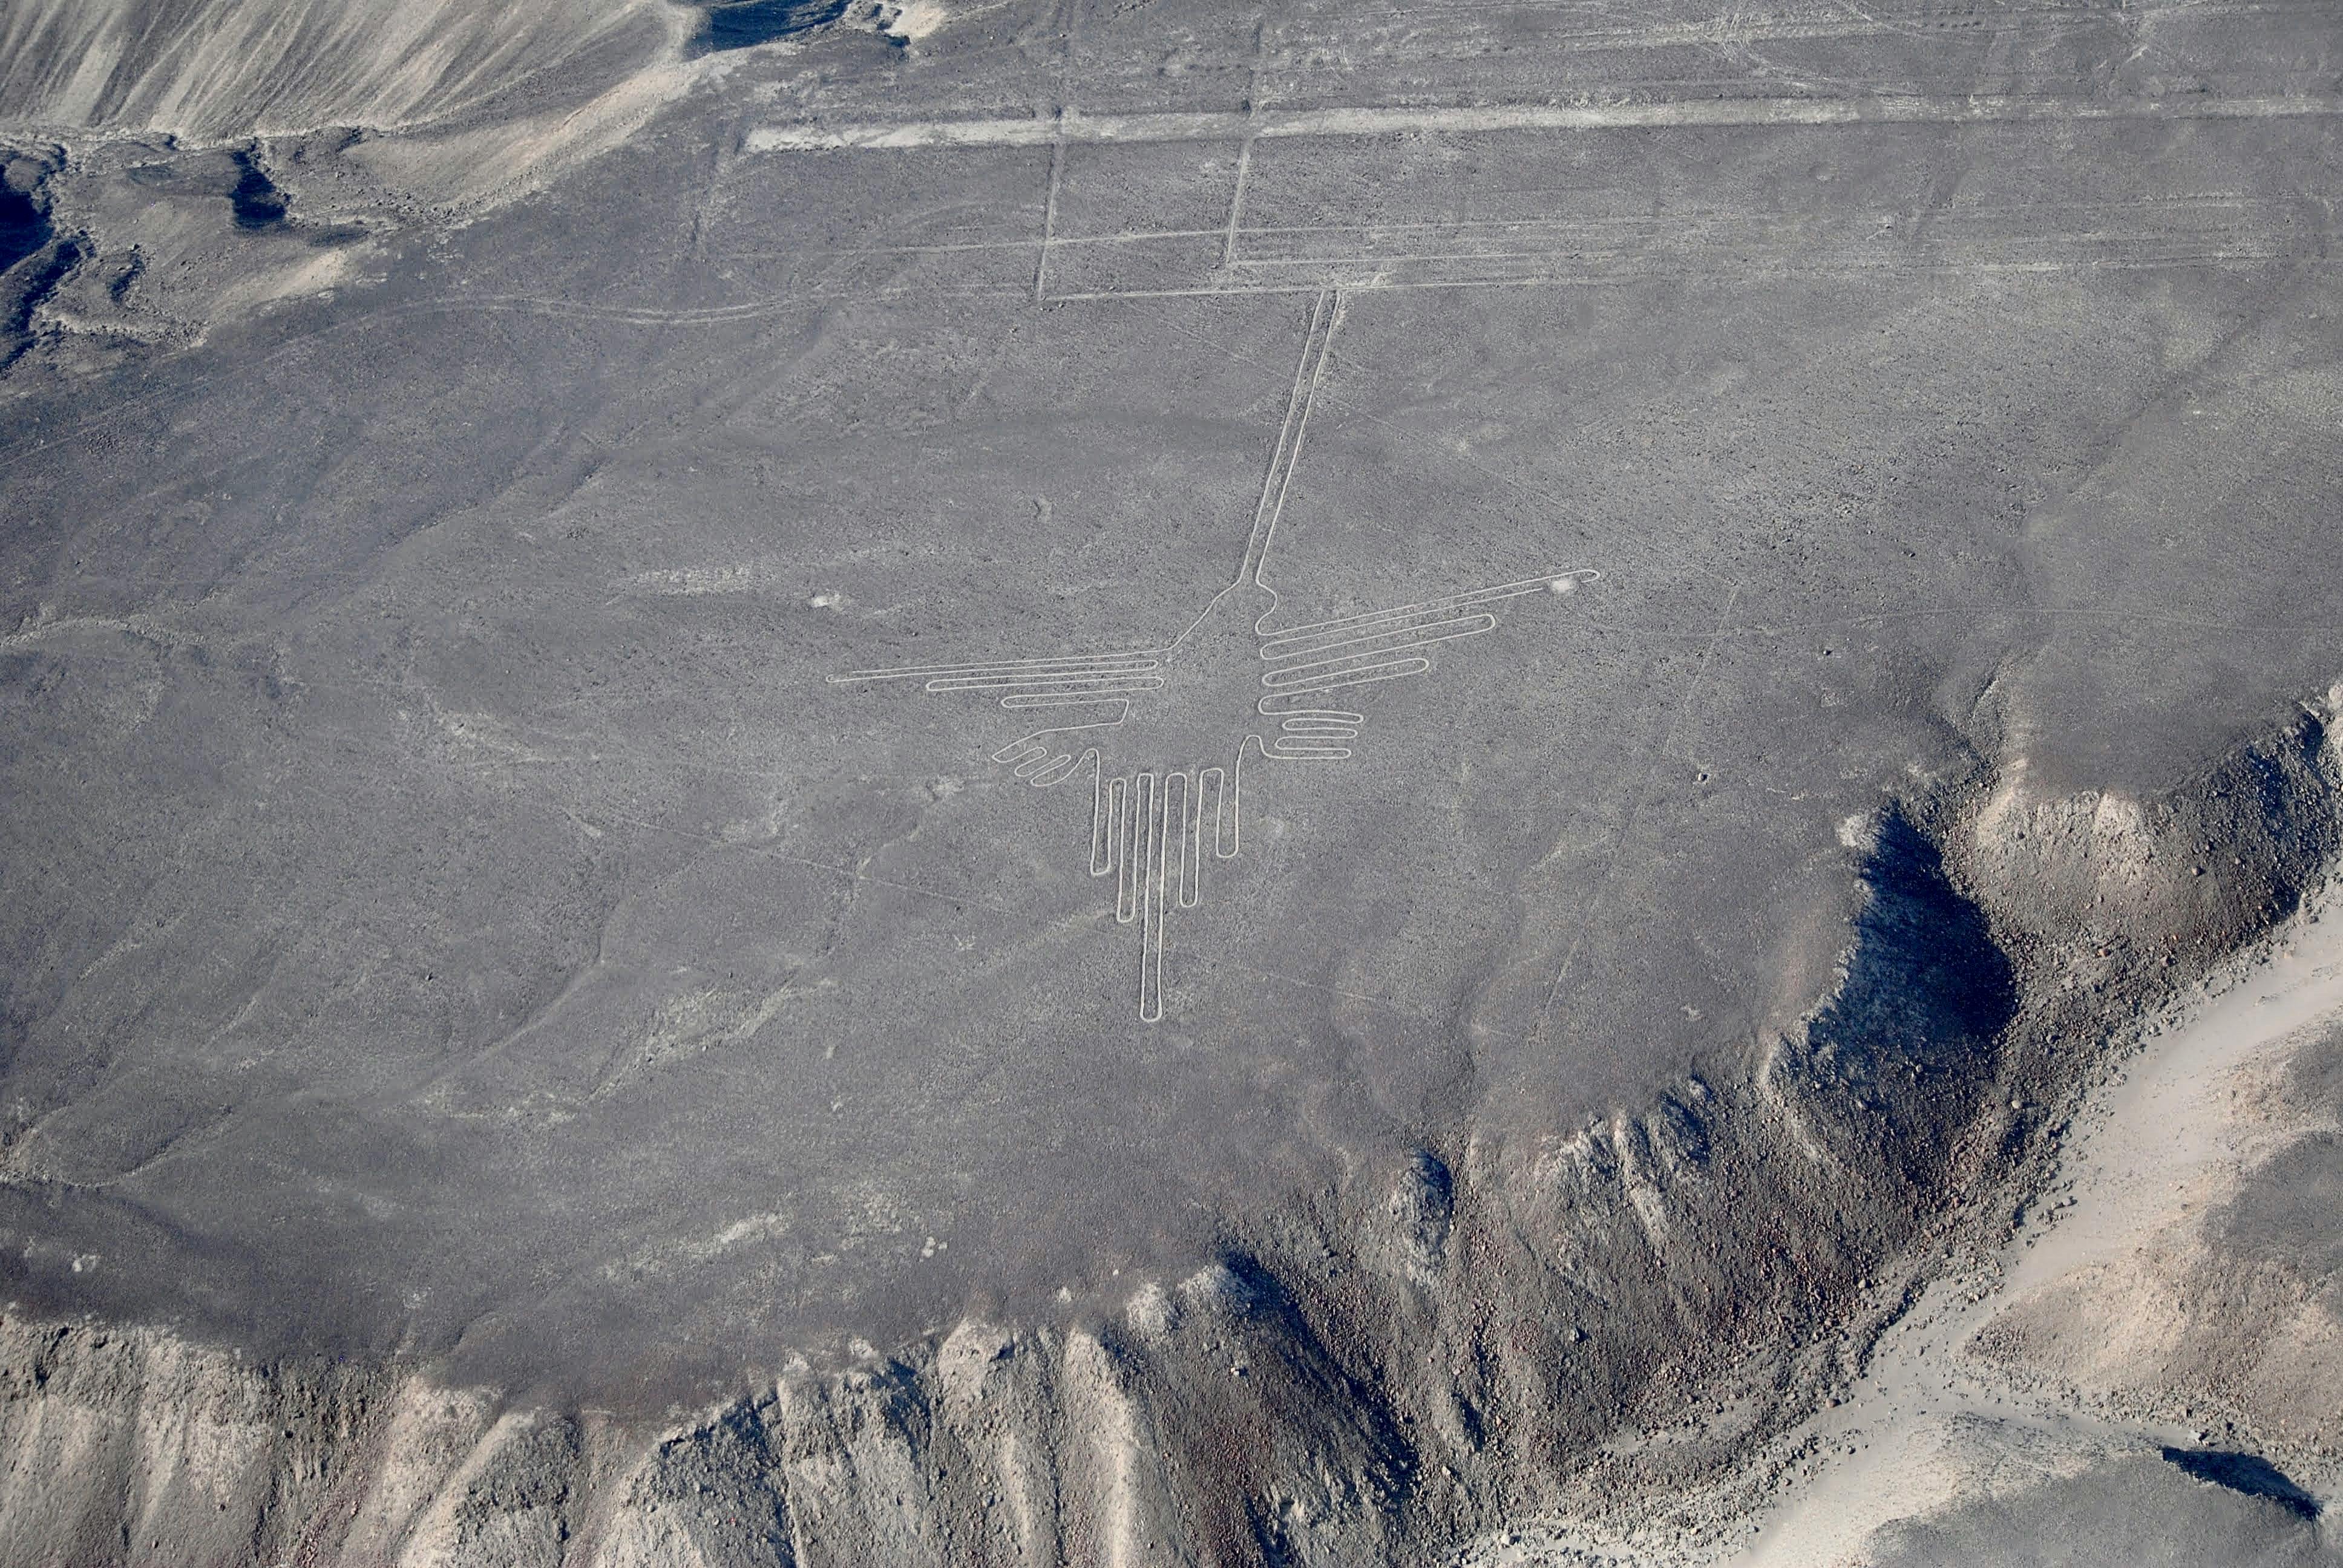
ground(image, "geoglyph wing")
xmin=828 ymin=645 xmax=1167 ymax=784
xmin=826 ymin=288 xmax=1599 ymax=1020
xmin=1251 ymin=568 xmax=1601 ymax=758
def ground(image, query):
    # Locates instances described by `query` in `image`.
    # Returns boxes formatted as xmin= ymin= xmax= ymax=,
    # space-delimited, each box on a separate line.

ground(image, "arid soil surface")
xmin=2 ymin=1 xmax=2340 ymax=1563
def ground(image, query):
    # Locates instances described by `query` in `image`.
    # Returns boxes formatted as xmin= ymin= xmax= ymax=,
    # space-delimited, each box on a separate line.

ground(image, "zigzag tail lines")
xmin=1200 ymin=766 xmax=1232 ymax=861
xmin=1134 ymin=773 xmax=1158 ymax=939
xmin=1224 ymin=745 xmax=1249 ymax=857
xmin=1178 ymin=769 xmax=1202 ymax=909
xmin=1111 ymin=776 xmax=1136 ymax=921
xmin=1140 ymin=771 xmax=1169 ymax=1023
xmin=1164 ymin=770 xmax=1191 ymax=910
xmin=1088 ymin=753 xmax=1114 ymax=876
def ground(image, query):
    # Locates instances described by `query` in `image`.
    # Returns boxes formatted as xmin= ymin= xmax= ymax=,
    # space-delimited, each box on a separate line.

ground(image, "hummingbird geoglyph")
xmin=831 ymin=292 xmax=1598 ymax=1019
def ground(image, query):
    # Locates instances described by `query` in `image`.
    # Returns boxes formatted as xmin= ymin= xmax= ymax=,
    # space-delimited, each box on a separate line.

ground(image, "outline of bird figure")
xmin=830 ymin=291 xmax=1599 ymax=1020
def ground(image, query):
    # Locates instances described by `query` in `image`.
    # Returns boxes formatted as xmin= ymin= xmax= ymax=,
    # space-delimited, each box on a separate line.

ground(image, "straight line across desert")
xmin=1 ymin=1 xmax=2338 ymax=1564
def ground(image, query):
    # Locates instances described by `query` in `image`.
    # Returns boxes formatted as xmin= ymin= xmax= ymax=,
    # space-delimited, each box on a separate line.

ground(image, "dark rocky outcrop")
xmin=4 ymin=700 xmax=2336 ymax=1565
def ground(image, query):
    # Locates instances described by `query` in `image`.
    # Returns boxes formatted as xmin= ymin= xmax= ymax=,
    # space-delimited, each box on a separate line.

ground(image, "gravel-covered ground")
xmin=2 ymin=2 xmax=2340 ymax=1562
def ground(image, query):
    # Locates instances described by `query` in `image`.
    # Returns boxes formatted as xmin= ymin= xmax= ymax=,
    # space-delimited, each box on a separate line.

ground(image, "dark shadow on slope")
xmin=0 ymin=236 xmax=77 ymax=372
xmin=0 ymin=183 xmax=46 ymax=274
xmin=1792 ymin=809 xmax=2019 ymax=1176
xmin=2163 ymin=1449 xmax=2322 ymax=1520
xmin=228 ymin=151 xmax=287 ymax=230
xmin=1836 ymin=811 xmax=2017 ymax=1045
xmin=696 ymin=0 xmax=849 ymax=50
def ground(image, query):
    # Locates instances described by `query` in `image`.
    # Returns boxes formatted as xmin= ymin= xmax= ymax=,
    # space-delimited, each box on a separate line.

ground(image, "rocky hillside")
xmin=0 ymin=0 xmax=683 ymax=140
xmin=4 ymin=699 xmax=2335 ymax=1566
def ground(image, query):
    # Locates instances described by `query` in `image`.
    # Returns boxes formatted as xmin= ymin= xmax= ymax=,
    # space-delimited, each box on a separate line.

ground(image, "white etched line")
xmin=1263 ymin=658 xmax=1435 ymax=694
xmin=1262 ymin=570 xmax=1599 ymax=643
xmin=1259 ymin=291 xmax=1341 ymax=586
xmin=1200 ymin=766 xmax=1232 ymax=862
xmin=494 ymin=250 xmax=2325 ymax=328
xmin=1222 ymin=140 xmax=1254 ymax=269
xmin=1262 ymin=645 xmax=1464 ymax=685
xmin=722 ymin=227 xmax=1236 ymax=263
xmin=752 ymin=113 xmax=1240 ymax=150
xmin=831 ymin=654 xmax=1160 ymax=683
xmin=1263 ymin=701 xmax=1366 ymax=722
xmin=750 ymin=94 xmax=2343 ymax=152
xmin=995 ymin=737 xmax=1049 ymax=768
xmin=930 ymin=674 xmax=1164 ymax=693
xmin=1036 ymin=130 xmax=1067 ymax=302
xmin=1034 ymin=0 xmax=1081 ymax=303
xmin=1220 ymin=18 xmax=1267 ymax=269
xmin=1035 ymin=255 xmax=2343 ymax=304
xmin=1178 ymin=768 xmax=1203 ymax=910
xmin=1225 ymin=235 xmax=2312 ymax=269
xmin=999 ymin=691 xmax=1153 ymax=712
xmin=717 ymin=195 xmax=2277 ymax=264
xmin=1141 ymin=770 xmax=1171 ymax=1021
xmin=1165 ymin=769 xmax=1191 ymax=910
xmin=1337 ymin=0 xmax=2324 ymax=39
xmin=1089 ymin=753 xmax=1114 ymax=875
xmin=1245 ymin=290 xmax=1342 ymax=587
xmin=1261 ymin=613 xmax=1501 ymax=668
xmin=1225 ymin=745 xmax=1250 ymax=858
xmin=920 ymin=664 xmax=1162 ymax=683
xmin=1241 ymin=289 xmax=1334 ymax=586
xmin=1133 ymin=771 xmax=1161 ymax=1019
xmin=819 ymin=315 xmax=1606 ymax=1018
xmin=1110 ymin=776 xmax=1135 ymax=921
xmin=1536 ymin=581 xmax=1741 ymax=1039
xmin=958 ymin=673 xmax=1159 ymax=691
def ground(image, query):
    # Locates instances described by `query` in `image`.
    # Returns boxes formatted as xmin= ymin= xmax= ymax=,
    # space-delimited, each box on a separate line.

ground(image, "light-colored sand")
xmin=2002 ymin=920 xmax=2343 ymax=1298
xmin=1729 ymin=897 xmax=2343 ymax=1567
